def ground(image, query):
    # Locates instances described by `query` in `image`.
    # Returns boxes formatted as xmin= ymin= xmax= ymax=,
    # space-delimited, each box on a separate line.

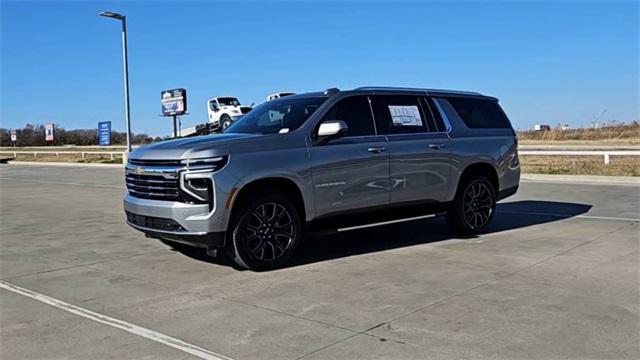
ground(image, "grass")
xmin=7 ymin=153 xmax=124 ymax=163
xmin=0 ymin=146 xmax=127 ymax=152
xmin=520 ymin=155 xmax=640 ymax=177
xmin=517 ymin=122 xmax=640 ymax=145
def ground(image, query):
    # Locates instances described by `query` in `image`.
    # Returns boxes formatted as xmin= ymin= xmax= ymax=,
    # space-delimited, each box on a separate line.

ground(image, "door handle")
xmin=368 ymin=147 xmax=386 ymax=154
xmin=428 ymin=143 xmax=445 ymax=150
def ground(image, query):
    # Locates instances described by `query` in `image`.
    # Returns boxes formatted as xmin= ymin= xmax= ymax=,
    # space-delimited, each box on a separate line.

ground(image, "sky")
xmin=1 ymin=1 xmax=638 ymax=136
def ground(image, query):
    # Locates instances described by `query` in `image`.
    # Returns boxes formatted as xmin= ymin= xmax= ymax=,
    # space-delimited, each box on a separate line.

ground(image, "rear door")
xmin=309 ymin=95 xmax=390 ymax=217
xmin=370 ymin=95 xmax=451 ymax=203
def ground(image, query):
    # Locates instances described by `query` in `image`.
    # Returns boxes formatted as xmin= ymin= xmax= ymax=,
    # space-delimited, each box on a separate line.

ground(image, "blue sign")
xmin=98 ymin=121 xmax=111 ymax=146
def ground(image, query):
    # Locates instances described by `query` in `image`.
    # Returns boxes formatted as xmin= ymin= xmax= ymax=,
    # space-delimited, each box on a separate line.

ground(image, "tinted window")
xmin=322 ymin=96 xmax=375 ymax=136
xmin=422 ymin=97 xmax=447 ymax=132
xmin=217 ymin=97 xmax=240 ymax=106
xmin=225 ymin=97 xmax=327 ymax=134
xmin=443 ymin=97 xmax=511 ymax=129
xmin=370 ymin=95 xmax=430 ymax=134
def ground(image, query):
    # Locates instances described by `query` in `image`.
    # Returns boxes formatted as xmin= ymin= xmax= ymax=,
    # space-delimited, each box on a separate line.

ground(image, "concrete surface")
xmin=521 ymin=173 xmax=640 ymax=185
xmin=1 ymin=164 xmax=638 ymax=360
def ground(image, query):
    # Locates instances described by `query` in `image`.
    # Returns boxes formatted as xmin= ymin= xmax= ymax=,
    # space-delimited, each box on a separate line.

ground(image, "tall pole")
xmin=172 ymin=115 xmax=177 ymax=138
xmin=121 ymin=17 xmax=132 ymax=153
xmin=100 ymin=11 xmax=132 ymax=153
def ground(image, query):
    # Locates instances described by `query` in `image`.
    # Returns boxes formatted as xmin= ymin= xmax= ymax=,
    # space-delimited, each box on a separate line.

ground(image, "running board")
xmin=307 ymin=202 xmax=448 ymax=236
xmin=337 ymin=214 xmax=439 ymax=232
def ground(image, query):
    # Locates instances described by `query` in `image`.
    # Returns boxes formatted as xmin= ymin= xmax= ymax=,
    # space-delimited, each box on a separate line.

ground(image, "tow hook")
xmin=206 ymin=246 xmax=218 ymax=258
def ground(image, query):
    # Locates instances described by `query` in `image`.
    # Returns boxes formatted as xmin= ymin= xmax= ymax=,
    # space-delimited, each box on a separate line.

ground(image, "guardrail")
xmin=518 ymin=150 xmax=640 ymax=165
xmin=1 ymin=150 xmax=638 ymax=166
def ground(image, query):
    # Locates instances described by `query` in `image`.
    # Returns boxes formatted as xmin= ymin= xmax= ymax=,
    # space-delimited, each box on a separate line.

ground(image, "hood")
xmin=129 ymin=133 xmax=259 ymax=161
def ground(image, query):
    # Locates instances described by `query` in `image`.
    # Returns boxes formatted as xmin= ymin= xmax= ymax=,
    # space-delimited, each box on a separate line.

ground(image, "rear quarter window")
xmin=441 ymin=97 xmax=512 ymax=129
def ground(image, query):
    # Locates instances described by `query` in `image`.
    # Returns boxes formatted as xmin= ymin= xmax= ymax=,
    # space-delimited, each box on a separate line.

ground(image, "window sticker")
xmin=388 ymin=105 xmax=422 ymax=126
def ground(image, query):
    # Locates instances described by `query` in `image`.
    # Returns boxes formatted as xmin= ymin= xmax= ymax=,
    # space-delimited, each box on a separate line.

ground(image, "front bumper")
xmin=123 ymin=161 xmax=240 ymax=247
xmin=124 ymin=195 xmax=228 ymax=248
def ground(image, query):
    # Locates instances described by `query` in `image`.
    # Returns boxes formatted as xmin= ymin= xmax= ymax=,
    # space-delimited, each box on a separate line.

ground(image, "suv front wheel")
xmin=446 ymin=176 xmax=496 ymax=234
xmin=228 ymin=192 xmax=302 ymax=271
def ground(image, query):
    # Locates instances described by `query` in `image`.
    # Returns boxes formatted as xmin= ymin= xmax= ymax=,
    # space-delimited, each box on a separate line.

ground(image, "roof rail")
xmin=354 ymin=86 xmax=482 ymax=96
xmin=323 ymin=87 xmax=340 ymax=96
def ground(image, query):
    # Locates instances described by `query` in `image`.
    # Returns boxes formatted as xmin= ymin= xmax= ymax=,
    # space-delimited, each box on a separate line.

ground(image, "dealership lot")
xmin=1 ymin=164 xmax=638 ymax=359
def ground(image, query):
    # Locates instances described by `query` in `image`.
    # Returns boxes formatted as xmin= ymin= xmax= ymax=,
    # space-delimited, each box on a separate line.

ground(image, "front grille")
xmin=126 ymin=211 xmax=185 ymax=232
xmin=240 ymin=106 xmax=252 ymax=114
xmin=125 ymin=172 xmax=181 ymax=202
xmin=128 ymin=158 xmax=182 ymax=166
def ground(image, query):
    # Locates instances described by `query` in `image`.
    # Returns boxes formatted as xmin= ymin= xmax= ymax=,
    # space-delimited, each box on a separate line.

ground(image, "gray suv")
xmin=124 ymin=87 xmax=520 ymax=270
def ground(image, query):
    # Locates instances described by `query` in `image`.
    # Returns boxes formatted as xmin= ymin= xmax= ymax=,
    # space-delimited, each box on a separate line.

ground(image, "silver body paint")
xmin=123 ymin=88 xmax=520 ymax=239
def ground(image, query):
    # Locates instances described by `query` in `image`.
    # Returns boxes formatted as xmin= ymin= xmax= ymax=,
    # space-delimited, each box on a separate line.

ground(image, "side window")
xmin=422 ymin=97 xmax=447 ymax=132
xmin=441 ymin=97 xmax=511 ymax=129
xmin=321 ymin=96 xmax=375 ymax=136
xmin=370 ymin=95 xmax=431 ymax=134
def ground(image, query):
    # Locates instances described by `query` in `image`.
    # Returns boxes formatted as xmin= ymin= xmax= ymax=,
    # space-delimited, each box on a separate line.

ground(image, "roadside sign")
xmin=10 ymin=129 xmax=17 ymax=142
xmin=97 ymin=121 xmax=111 ymax=146
xmin=161 ymin=88 xmax=187 ymax=116
xmin=45 ymin=124 xmax=54 ymax=142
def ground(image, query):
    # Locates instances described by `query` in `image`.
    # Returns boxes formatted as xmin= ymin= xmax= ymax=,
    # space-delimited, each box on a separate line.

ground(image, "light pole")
xmin=99 ymin=11 xmax=132 ymax=153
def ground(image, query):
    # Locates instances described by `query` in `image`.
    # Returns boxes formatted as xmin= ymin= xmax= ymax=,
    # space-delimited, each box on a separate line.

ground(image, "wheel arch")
xmin=457 ymin=162 xmax=499 ymax=194
xmin=229 ymin=177 xmax=306 ymax=225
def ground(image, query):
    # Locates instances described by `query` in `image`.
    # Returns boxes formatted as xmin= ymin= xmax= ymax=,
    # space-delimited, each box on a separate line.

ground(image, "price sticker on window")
xmin=388 ymin=105 xmax=422 ymax=126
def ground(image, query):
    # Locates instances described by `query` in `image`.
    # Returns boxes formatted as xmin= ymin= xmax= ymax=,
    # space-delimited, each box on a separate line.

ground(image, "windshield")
xmin=225 ymin=97 xmax=327 ymax=134
xmin=217 ymin=97 xmax=240 ymax=106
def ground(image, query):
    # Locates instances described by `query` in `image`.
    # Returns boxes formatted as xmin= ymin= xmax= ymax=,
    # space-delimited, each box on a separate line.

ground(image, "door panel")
xmin=387 ymin=133 xmax=451 ymax=203
xmin=310 ymin=136 xmax=389 ymax=217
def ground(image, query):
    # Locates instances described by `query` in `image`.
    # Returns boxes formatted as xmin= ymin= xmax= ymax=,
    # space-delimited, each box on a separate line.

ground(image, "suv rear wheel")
xmin=446 ymin=176 xmax=496 ymax=234
xmin=228 ymin=192 xmax=302 ymax=271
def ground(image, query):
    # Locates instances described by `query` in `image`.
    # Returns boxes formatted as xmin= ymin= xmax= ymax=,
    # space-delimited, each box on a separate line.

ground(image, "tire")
xmin=228 ymin=192 xmax=302 ymax=271
xmin=221 ymin=115 xmax=232 ymax=130
xmin=446 ymin=176 xmax=496 ymax=234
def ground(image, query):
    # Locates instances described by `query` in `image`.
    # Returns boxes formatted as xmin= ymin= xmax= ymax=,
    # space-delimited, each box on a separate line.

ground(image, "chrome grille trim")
xmin=124 ymin=163 xmax=182 ymax=202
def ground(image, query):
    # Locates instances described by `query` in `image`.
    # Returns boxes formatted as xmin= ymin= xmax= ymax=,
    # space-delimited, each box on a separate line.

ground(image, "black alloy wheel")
xmin=229 ymin=192 xmax=302 ymax=270
xmin=244 ymin=202 xmax=295 ymax=261
xmin=446 ymin=176 xmax=496 ymax=234
xmin=462 ymin=181 xmax=494 ymax=230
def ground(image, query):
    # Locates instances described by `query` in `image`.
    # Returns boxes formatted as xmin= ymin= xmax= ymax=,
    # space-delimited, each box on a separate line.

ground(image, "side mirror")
xmin=316 ymin=120 xmax=348 ymax=143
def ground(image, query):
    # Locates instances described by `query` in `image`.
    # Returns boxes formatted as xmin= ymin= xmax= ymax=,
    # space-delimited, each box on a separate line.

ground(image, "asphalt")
xmin=1 ymin=164 xmax=638 ymax=360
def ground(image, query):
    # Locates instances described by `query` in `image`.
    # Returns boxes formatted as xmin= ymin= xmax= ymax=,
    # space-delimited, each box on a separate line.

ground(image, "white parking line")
xmin=0 ymin=281 xmax=234 ymax=360
xmin=499 ymin=210 xmax=639 ymax=222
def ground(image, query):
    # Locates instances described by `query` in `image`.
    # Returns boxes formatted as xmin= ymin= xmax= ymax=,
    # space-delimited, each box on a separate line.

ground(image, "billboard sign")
xmin=161 ymin=88 xmax=187 ymax=116
xmin=97 ymin=121 xmax=111 ymax=146
xmin=45 ymin=124 xmax=54 ymax=142
xmin=10 ymin=129 xmax=17 ymax=142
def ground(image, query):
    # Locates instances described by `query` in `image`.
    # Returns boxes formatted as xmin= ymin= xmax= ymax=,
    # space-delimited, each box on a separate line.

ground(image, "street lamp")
xmin=99 ymin=11 xmax=132 ymax=153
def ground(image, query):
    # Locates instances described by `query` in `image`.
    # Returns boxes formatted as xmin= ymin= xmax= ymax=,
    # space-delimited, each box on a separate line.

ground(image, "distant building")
xmin=533 ymin=124 xmax=551 ymax=131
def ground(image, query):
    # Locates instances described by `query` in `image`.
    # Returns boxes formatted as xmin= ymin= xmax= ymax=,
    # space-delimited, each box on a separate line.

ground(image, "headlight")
xmin=179 ymin=156 xmax=228 ymax=208
xmin=231 ymin=109 xmax=241 ymax=114
xmin=183 ymin=176 xmax=212 ymax=202
xmin=180 ymin=156 xmax=228 ymax=171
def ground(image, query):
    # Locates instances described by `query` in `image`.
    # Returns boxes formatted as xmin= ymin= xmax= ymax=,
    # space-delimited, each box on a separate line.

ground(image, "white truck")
xmin=267 ymin=92 xmax=295 ymax=101
xmin=207 ymin=96 xmax=253 ymax=130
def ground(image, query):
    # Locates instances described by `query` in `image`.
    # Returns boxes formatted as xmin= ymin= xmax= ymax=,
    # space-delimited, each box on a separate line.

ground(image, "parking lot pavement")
xmin=1 ymin=164 xmax=638 ymax=360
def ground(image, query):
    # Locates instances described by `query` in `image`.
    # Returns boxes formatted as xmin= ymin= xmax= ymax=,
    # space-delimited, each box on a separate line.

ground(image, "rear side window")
xmin=370 ymin=95 xmax=432 ymax=134
xmin=441 ymin=97 xmax=511 ymax=129
xmin=322 ymin=96 xmax=375 ymax=136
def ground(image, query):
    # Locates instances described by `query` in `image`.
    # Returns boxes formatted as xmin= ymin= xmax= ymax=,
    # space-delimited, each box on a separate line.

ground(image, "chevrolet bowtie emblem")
xmin=134 ymin=166 xmax=144 ymax=175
